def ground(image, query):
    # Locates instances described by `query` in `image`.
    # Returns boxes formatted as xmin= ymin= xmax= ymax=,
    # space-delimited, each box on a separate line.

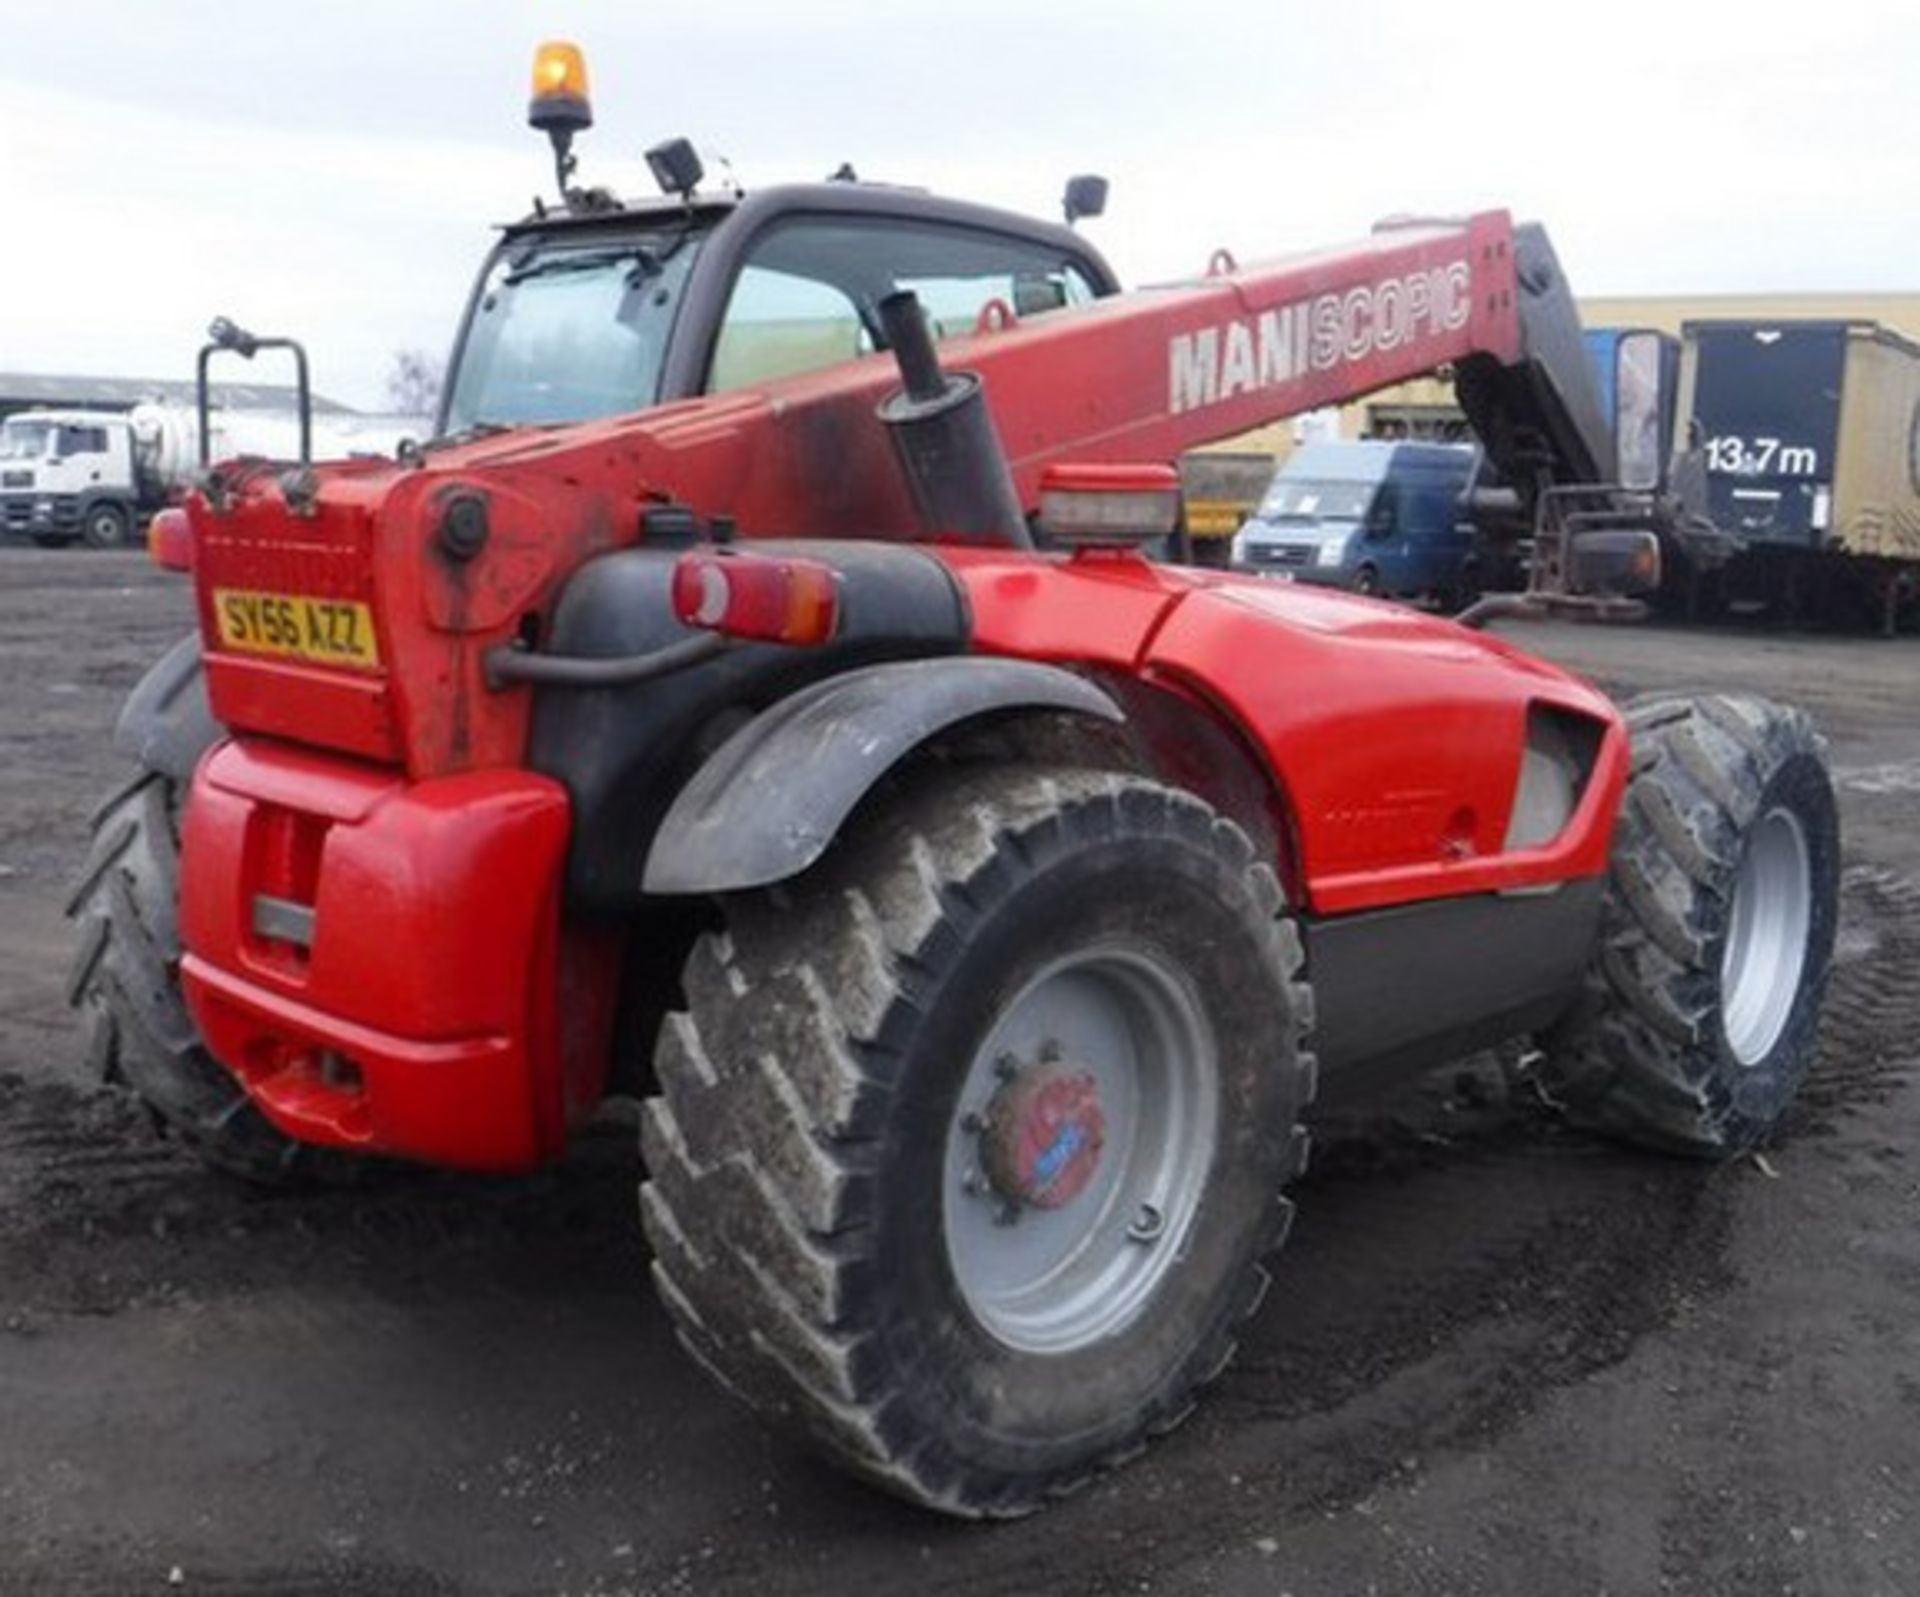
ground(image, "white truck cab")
xmin=0 ymin=410 xmax=140 ymax=546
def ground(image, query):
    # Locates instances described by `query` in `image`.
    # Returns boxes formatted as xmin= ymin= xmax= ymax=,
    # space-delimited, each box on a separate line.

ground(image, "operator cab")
xmin=440 ymin=186 xmax=1118 ymax=440
xmin=441 ymin=39 xmax=1120 ymax=456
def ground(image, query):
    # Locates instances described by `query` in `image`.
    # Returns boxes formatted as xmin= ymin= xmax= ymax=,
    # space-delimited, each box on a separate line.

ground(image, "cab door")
xmin=1355 ymin=480 xmax=1407 ymax=590
xmin=692 ymin=209 xmax=1106 ymax=396
xmin=49 ymin=422 xmax=115 ymax=496
xmin=1397 ymin=461 xmax=1477 ymax=596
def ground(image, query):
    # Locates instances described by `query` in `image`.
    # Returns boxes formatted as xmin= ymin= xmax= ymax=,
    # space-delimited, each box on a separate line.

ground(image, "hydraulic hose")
xmin=483 ymin=632 xmax=729 ymax=690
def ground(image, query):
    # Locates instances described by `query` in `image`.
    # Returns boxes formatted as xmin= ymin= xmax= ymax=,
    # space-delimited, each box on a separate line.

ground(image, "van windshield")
xmin=1257 ymin=478 xmax=1374 ymax=521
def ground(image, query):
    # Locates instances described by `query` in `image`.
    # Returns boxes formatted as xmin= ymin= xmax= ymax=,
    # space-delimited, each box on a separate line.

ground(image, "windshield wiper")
xmin=502 ymin=247 xmax=664 ymax=287
xmin=501 ymin=220 xmax=707 ymax=288
xmin=421 ymin=421 xmax=526 ymax=453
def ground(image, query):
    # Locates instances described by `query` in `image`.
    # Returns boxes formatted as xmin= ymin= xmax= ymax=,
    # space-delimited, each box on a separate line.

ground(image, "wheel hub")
xmin=1721 ymin=804 xmax=1813 ymax=1067
xmin=977 ymin=1056 xmax=1106 ymax=1212
xmin=942 ymin=948 xmax=1221 ymax=1354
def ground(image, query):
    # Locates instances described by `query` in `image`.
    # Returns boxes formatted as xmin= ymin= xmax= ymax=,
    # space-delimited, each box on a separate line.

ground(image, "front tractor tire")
xmin=1542 ymin=695 xmax=1839 ymax=1156
xmin=640 ymin=766 xmax=1314 ymax=1516
xmin=67 ymin=771 xmax=353 ymax=1185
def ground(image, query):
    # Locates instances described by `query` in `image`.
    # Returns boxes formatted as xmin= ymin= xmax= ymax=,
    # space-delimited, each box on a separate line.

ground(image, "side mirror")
xmin=1569 ymin=529 xmax=1662 ymax=597
xmin=1011 ymin=272 xmax=1068 ymax=317
xmin=1062 ymin=174 xmax=1108 ymax=225
xmin=1613 ymin=330 xmax=1671 ymax=492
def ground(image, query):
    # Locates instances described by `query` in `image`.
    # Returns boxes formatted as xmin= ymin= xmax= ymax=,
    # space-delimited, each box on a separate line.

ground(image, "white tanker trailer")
xmin=0 ymin=402 xmax=425 ymax=547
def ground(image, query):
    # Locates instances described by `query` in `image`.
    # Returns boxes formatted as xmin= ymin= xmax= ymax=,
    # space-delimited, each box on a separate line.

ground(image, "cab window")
xmin=1364 ymin=484 xmax=1398 ymax=534
xmin=897 ymin=262 xmax=1096 ymax=339
xmin=443 ymin=234 xmax=702 ymax=432
xmin=707 ymin=216 xmax=1100 ymax=393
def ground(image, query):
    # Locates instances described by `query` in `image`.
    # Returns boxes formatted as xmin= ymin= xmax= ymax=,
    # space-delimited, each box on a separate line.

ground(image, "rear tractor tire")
xmin=640 ymin=765 xmax=1315 ymax=1515
xmin=67 ymin=771 xmax=358 ymax=1185
xmin=1541 ymin=695 xmax=1839 ymax=1156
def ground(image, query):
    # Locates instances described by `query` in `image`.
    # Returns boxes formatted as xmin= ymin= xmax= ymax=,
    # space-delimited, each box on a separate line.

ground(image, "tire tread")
xmin=1542 ymin=695 xmax=1836 ymax=1155
xmin=641 ymin=765 xmax=1310 ymax=1515
xmin=65 ymin=771 xmax=360 ymax=1186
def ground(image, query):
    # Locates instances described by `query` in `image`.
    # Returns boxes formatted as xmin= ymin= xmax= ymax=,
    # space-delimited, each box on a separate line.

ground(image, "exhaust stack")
xmin=876 ymin=291 xmax=1030 ymax=549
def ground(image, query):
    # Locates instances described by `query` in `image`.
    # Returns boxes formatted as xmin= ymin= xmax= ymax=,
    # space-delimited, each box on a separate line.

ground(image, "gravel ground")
xmin=1 ymin=550 xmax=1915 ymax=1596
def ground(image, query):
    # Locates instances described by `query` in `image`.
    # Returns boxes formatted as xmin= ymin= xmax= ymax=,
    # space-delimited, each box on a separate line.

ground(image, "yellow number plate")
xmin=212 ymin=588 xmax=380 ymax=671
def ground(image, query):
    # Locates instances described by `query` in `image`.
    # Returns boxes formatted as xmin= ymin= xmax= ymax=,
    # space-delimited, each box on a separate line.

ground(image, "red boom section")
xmin=187 ymin=213 xmax=1521 ymax=777
xmin=473 ymin=210 xmax=1520 ymax=532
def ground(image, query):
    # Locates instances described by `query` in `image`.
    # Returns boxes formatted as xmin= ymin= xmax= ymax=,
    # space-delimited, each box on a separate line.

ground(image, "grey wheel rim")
xmin=1720 ymin=805 xmax=1812 ymax=1066
xmin=942 ymin=946 xmax=1219 ymax=1355
xmin=88 ymin=509 xmax=122 ymax=545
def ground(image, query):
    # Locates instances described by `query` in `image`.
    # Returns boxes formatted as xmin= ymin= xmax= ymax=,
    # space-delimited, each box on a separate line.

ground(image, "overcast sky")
xmin=2 ymin=0 xmax=1914 ymax=411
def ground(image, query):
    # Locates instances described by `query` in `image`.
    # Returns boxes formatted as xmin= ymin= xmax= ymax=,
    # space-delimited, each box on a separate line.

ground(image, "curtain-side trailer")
xmin=1679 ymin=318 xmax=1920 ymax=631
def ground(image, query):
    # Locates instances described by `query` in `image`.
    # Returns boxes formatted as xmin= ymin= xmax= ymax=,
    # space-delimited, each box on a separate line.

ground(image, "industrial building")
xmin=0 ymin=372 xmax=355 ymax=424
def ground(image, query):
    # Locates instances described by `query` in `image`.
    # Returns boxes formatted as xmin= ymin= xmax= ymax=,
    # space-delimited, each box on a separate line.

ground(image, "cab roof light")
xmin=646 ymin=137 xmax=705 ymax=201
xmin=670 ymin=552 xmax=842 ymax=647
xmin=529 ymin=41 xmax=592 ymax=133
xmin=1037 ymin=462 xmax=1181 ymax=548
xmin=528 ymin=41 xmax=593 ymax=201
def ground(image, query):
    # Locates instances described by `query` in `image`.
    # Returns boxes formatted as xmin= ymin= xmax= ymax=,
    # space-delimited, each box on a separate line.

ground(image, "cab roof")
xmin=498 ymin=182 xmax=1118 ymax=292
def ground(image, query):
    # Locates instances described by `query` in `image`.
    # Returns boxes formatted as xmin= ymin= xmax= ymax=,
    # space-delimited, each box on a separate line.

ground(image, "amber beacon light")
xmin=529 ymin=41 xmax=591 ymax=130
xmin=529 ymin=41 xmax=593 ymax=200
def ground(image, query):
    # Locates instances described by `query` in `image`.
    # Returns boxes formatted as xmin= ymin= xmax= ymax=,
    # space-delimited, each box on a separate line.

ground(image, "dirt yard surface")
xmin=2 ymin=549 xmax=1915 ymax=1596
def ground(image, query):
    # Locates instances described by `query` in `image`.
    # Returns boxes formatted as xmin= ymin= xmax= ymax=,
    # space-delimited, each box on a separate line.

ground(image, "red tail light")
xmin=670 ymin=552 xmax=841 ymax=645
xmin=148 ymin=507 xmax=193 ymax=572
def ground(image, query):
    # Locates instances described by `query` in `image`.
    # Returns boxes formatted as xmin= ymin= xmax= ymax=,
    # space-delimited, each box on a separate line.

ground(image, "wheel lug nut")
xmin=994 ymin=1052 xmax=1020 ymax=1081
xmin=1126 ymin=1202 xmax=1166 ymax=1244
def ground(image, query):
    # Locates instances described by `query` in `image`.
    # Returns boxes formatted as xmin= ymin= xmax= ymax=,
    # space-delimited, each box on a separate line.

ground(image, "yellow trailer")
xmin=1176 ymin=450 xmax=1276 ymax=566
xmin=1830 ymin=326 xmax=1920 ymax=562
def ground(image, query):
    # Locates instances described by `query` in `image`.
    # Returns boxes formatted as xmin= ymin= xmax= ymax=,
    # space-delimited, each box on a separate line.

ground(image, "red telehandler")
xmin=75 ymin=43 xmax=1838 ymax=1515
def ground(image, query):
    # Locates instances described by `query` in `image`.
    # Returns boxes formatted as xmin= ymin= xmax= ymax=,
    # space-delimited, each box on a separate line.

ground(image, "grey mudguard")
xmin=114 ymin=634 xmax=222 ymax=781
xmin=642 ymin=657 xmax=1123 ymax=895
